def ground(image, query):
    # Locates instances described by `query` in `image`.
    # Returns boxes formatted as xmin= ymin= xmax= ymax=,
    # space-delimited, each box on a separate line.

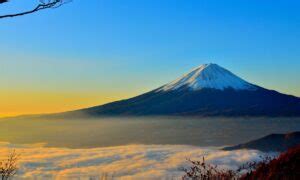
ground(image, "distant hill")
xmin=223 ymin=131 xmax=300 ymax=152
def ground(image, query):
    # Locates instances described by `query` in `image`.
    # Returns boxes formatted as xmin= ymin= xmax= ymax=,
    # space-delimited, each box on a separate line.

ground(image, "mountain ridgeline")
xmin=67 ymin=63 xmax=300 ymax=117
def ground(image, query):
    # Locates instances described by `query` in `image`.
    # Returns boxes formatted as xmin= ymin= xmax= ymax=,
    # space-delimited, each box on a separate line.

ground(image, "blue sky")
xmin=0 ymin=0 xmax=300 ymax=116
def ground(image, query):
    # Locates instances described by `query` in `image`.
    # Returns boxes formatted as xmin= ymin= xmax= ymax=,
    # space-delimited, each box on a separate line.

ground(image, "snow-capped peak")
xmin=158 ymin=63 xmax=256 ymax=91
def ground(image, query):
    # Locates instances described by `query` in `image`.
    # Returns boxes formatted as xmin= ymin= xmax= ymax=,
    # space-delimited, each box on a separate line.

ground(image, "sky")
xmin=0 ymin=0 xmax=300 ymax=117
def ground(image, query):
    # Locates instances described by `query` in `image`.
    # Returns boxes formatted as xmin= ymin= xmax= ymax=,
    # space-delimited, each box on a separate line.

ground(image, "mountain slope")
xmin=67 ymin=63 xmax=300 ymax=117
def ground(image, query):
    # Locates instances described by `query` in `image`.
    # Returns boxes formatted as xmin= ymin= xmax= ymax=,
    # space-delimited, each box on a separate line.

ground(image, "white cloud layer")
xmin=0 ymin=142 xmax=266 ymax=180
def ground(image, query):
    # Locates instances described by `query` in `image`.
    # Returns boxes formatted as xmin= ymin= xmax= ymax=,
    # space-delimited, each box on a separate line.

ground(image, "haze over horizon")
xmin=1 ymin=0 xmax=300 ymax=117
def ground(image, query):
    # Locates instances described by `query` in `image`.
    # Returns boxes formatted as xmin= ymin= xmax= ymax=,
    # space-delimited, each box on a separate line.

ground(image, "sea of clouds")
xmin=0 ymin=142 xmax=268 ymax=180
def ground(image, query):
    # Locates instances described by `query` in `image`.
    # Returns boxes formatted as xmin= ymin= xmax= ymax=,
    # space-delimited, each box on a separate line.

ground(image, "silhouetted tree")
xmin=0 ymin=0 xmax=9 ymax=4
xmin=182 ymin=157 xmax=237 ymax=180
xmin=182 ymin=155 xmax=277 ymax=180
xmin=0 ymin=0 xmax=71 ymax=19
xmin=0 ymin=150 xmax=19 ymax=180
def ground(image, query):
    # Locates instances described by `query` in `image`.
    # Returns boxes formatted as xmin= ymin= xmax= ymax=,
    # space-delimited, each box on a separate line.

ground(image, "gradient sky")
xmin=0 ymin=0 xmax=300 ymax=117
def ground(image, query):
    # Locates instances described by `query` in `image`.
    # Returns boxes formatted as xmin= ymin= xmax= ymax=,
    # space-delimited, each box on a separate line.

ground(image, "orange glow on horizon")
xmin=0 ymin=90 xmax=132 ymax=118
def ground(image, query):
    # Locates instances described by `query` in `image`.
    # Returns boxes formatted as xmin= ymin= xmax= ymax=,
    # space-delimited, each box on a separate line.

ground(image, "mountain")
xmin=65 ymin=63 xmax=300 ymax=117
xmin=223 ymin=132 xmax=300 ymax=152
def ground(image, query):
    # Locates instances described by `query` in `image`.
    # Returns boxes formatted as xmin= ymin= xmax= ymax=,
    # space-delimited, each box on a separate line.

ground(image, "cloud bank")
xmin=0 ymin=142 xmax=266 ymax=179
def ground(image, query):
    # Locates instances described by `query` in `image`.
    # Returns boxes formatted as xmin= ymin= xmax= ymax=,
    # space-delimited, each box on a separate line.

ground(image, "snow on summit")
xmin=159 ymin=63 xmax=256 ymax=91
